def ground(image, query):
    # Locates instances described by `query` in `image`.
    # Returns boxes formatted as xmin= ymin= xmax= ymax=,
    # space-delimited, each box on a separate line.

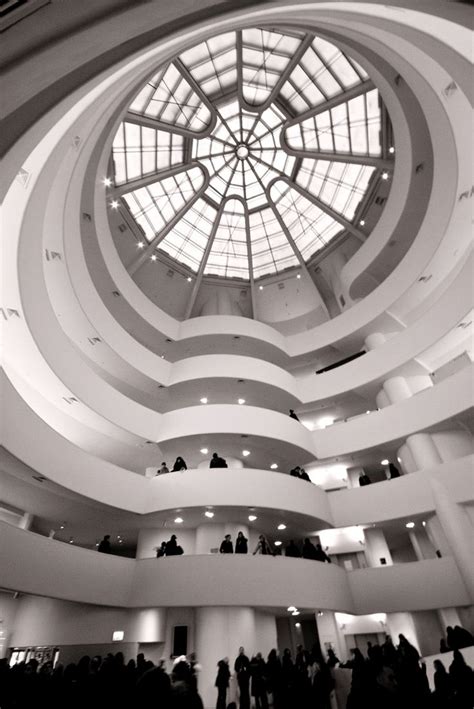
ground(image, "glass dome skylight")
xmin=112 ymin=28 xmax=392 ymax=280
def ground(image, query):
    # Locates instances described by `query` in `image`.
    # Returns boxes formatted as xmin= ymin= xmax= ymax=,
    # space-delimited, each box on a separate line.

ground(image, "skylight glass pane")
xmin=296 ymin=159 xmax=374 ymax=220
xmin=158 ymin=198 xmax=217 ymax=271
xmin=129 ymin=63 xmax=212 ymax=133
xmin=249 ymin=208 xmax=298 ymax=277
xmin=271 ymin=181 xmax=342 ymax=259
xmin=122 ymin=166 xmax=205 ymax=241
xmin=205 ymin=200 xmax=249 ymax=278
xmin=180 ymin=32 xmax=237 ymax=101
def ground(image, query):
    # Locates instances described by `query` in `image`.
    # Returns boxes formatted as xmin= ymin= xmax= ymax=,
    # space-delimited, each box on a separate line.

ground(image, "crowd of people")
xmin=439 ymin=625 xmax=474 ymax=653
xmin=340 ymin=633 xmax=473 ymax=709
xmin=217 ymin=644 xmax=333 ymax=709
xmin=156 ymin=453 xmax=229 ymax=476
xmin=0 ymin=652 xmax=203 ymax=709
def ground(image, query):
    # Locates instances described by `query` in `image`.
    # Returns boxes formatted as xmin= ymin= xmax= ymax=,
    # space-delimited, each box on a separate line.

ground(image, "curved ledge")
xmin=1 ymin=522 xmax=469 ymax=612
xmin=313 ymin=365 xmax=474 ymax=458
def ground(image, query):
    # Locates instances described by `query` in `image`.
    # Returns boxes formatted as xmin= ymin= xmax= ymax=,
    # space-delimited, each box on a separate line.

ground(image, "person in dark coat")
xmin=432 ymin=659 xmax=453 ymax=708
xmin=98 ymin=535 xmax=111 ymax=553
xmin=449 ymin=649 xmax=474 ymax=708
xmin=219 ymin=534 xmax=233 ymax=554
xmin=166 ymin=535 xmax=183 ymax=556
xmin=172 ymin=457 xmax=187 ymax=471
xmin=215 ymin=658 xmax=230 ymax=709
xmin=234 ymin=647 xmax=250 ymax=709
xmin=314 ymin=544 xmax=331 ymax=563
xmin=359 ymin=473 xmax=372 ymax=486
xmin=290 ymin=466 xmax=301 ymax=478
xmin=250 ymin=653 xmax=268 ymax=709
xmin=265 ymin=650 xmax=282 ymax=709
xmin=326 ymin=648 xmax=340 ymax=668
xmin=235 ymin=531 xmax=248 ymax=554
xmin=172 ymin=660 xmax=204 ymax=709
xmin=285 ymin=540 xmax=301 ymax=558
xmin=388 ymin=462 xmax=400 ymax=479
xmin=136 ymin=663 xmax=172 ymax=708
xmin=299 ymin=468 xmax=310 ymax=481
xmin=156 ymin=541 xmax=167 ymax=558
xmin=302 ymin=538 xmax=318 ymax=560
xmin=210 ymin=452 xmax=228 ymax=468
xmin=453 ymin=625 xmax=474 ymax=649
xmin=289 ymin=409 xmax=300 ymax=421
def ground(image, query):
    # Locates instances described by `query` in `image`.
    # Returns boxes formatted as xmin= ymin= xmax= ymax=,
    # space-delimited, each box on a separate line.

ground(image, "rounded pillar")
xmin=364 ymin=332 xmax=386 ymax=351
xmin=406 ymin=433 xmax=442 ymax=471
xmin=430 ymin=478 xmax=474 ymax=602
xmin=383 ymin=376 xmax=412 ymax=404
xmin=195 ymin=607 xmax=256 ymax=708
xmin=363 ymin=527 xmax=393 ymax=567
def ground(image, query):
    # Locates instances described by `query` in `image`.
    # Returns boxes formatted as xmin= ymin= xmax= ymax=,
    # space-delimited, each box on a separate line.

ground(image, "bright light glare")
xmin=238 ymin=398 xmax=246 ymax=405
xmin=295 ymin=622 xmax=301 ymax=628
xmin=292 ymin=610 xmax=300 ymax=616
xmin=200 ymin=448 xmax=208 ymax=454
xmin=174 ymin=517 xmax=184 ymax=524
xmin=151 ymin=255 xmax=157 ymax=261
xmin=277 ymin=524 xmax=286 ymax=530
xmin=274 ymin=541 xmax=282 ymax=546
xmin=137 ymin=241 xmax=144 ymax=248
xmin=242 ymin=450 xmax=250 ymax=456
xmin=248 ymin=515 xmax=257 ymax=522
xmin=405 ymin=522 xmax=415 ymax=529
xmin=200 ymin=397 xmax=208 ymax=404
xmin=359 ymin=219 xmax=365 ymax=226
xmin=382 ymin=171 xmax=389 ymax=180
xmin=381 ymin=459 xmax=389 ymax=465
xmin=287 ymin=606 xmax=297 ymax=612
xmin=103 ymin=177 xmax=112 ymax=187
xmin=270 ymin=463 xmax=278 ymax=470
xmin=389 ymin=146 xmax=395 ymax=154
xmin=110 ymin=200 xmax=119 ymax=209
xmin=204 ymin=511 xmax=214 ymax=518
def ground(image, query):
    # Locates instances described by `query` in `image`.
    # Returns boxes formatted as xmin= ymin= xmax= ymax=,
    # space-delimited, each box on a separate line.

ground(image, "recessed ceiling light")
xmin=200 ymin=448 xmax=208 ymax=454
xmin=187 ymin=277 xmax=192 ymax=282
xmin=381 ymin=459 xmax=389 ymax=465
xmin=287 ymin=606 xmax=296 ymax=612
xmin=200 ymin=397 xmax=208 ymax=404
xmin=103 ymin=177 xmax=112 ymax=186
xmin=366 ymin=410 xmax=371 ymax=414
xmin=242 ymin=450 xmax=250 ymax=456
xmin=277 ymin=524 xmax=286 ymax=531
xmin=382 ymin=171 xmax=389 ymax=180
xmin=151 ymin=255 xmax=157 ymax=261
xmin=274 ymin=540 xmax=282 ymax=546
xmin=238 ymin=398 xmax=246 ymax=405
xmin=174 ymin=517 xmax=183 ymax=524
xmin=259 ymin=285 xmax=263 ymax=290
xmin=248 ymin=515 xmax=257 ymax=522
xmin=359 ymin=219 xmax=365 ymax=226
xmin=270 ymin=463 xmax=278 ymax=470
xmin=137 ymin=241 xmax=144 ymax=248
xmin=296 ymin=274 xmax=301 ymax=279
xmin=69 ymin=538 xmax=74 ymax=544
xmin=405 ymin=522 xmax=415 ymax=529
xmin=204 ymin=511 xmax=214 ymax=519
xmin=389 ymin=146 xmax=395 ymax=154
xmin=422 ymin=521 xmax=426 ymax=527
xmin=110 ymin=200 xmax=119 ymax=209
xmin=295 ymin=622 xmax=301 ymax=628
xmin=292 ymin=610 xmax=300 ymax=616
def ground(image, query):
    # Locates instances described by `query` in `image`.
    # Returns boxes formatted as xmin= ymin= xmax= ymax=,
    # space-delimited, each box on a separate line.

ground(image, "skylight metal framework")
xmin=112 ymin=28 xmax=393 ymax=284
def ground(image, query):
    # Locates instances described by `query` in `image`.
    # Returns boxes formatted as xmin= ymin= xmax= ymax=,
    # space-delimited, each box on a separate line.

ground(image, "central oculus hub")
xmin=236 ymin=144 xmax=249 ymax=159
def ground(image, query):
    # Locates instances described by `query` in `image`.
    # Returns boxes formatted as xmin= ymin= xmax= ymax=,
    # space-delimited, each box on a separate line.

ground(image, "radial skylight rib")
xmin=249 ymin=207 xmax=299 ymax=277
xmin=270 ymin=181 xmax=342 ymax=259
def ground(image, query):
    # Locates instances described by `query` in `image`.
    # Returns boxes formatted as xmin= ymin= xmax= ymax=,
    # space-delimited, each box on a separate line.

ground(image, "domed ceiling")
xmin=111 ymin=28 xmax=392 ymax=281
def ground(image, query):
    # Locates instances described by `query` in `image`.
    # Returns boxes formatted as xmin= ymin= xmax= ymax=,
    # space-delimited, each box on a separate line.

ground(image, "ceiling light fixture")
xmin=381 ymin=459 xmax=389 ymax=465
xmin=296 ymin=274 xmax=301 ymax=279
xmin=187 ymin=277 xmax=192 ymax=282
xmin=287 ymin=606 xmax=297 ymax=612
xmin=110 ymin=200 xmax=119 ymax=209
xmin=389 ymin=146 xmax=395 ymax=154
xmin=174 ymin=517 xmax=184 ymax=524
xmin=200 ymin=397 xmax=208 ymax=404
xmin=242 ymin=450 xmax=250 ymax=456
xmin=359 ymin=219 xmax=365 ymax=226
xmin=103 ymin=177 xmax=112 ymax=186
xmin=204 ymin=511 xmax=214 ymax=519
xmin=382 ymin=171 xmax=389 ymax=180
xmin=274 ymin=541 xmax=282 ymax=546
xmin=259 ymin=285 xmax=263 ymax=290
xmin=248 ymin=515 xmax=257 ymax=522
xmin=238 ymin=398 xmax=246 ymax=405
xmin=295 ymin=622 xmax=301 ymax=628
xmin=277 ymin=524 xmax=287 ymax=530
xmin=405 ymin=522 xmax=415 ymax=529
xmin=270 ymin=463 xmax=278 ymax=470
xmin=292 ymin=610 xmax=300 ymax=616
xmin=137 ymin=241 xmax=144 ymax=248
xmin=151 ymin=254 xmax=157 ymax=261
xmin=200 ymin=448 xmax=208 ymax=454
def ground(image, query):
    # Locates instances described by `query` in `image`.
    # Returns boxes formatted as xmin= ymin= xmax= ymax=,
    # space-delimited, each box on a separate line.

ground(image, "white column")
xmin=425 ymin=516 xmax=452 ymax=557
xmin=364 ymin=332 xmax=386 ymax=351
xmin=406 ymin=433 xmax=442 ymax=471
xmin=430 ymin=478 xmax=474 ymax=602
xmin=315 ymin=610 xmax=346 ymax=661
xmin=386 ymin=612 xmax=420 ymax=653
xmin=383 ymin=376 xmax=412 ymax=404
xmin=375 ymin=389 xmax=390 ymax=409
xmin=363 ymin=528 xmax=393 ymax=567
xmin=133 ymin=608 xmax=167 ymax=643
xmin=18 ymin=513 xmax=33 ymax=530
xmin=195 ymin=607 xmax=256 ymax=709
xmin=437 ymin=607 xmax=462 ymax=631
xmin=408 ymin=531 xmax=424 ymax=561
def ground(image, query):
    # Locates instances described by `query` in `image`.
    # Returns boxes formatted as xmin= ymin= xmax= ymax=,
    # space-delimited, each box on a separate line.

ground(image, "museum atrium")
xmin=0 ymin=0 xmax=473 ymax=705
